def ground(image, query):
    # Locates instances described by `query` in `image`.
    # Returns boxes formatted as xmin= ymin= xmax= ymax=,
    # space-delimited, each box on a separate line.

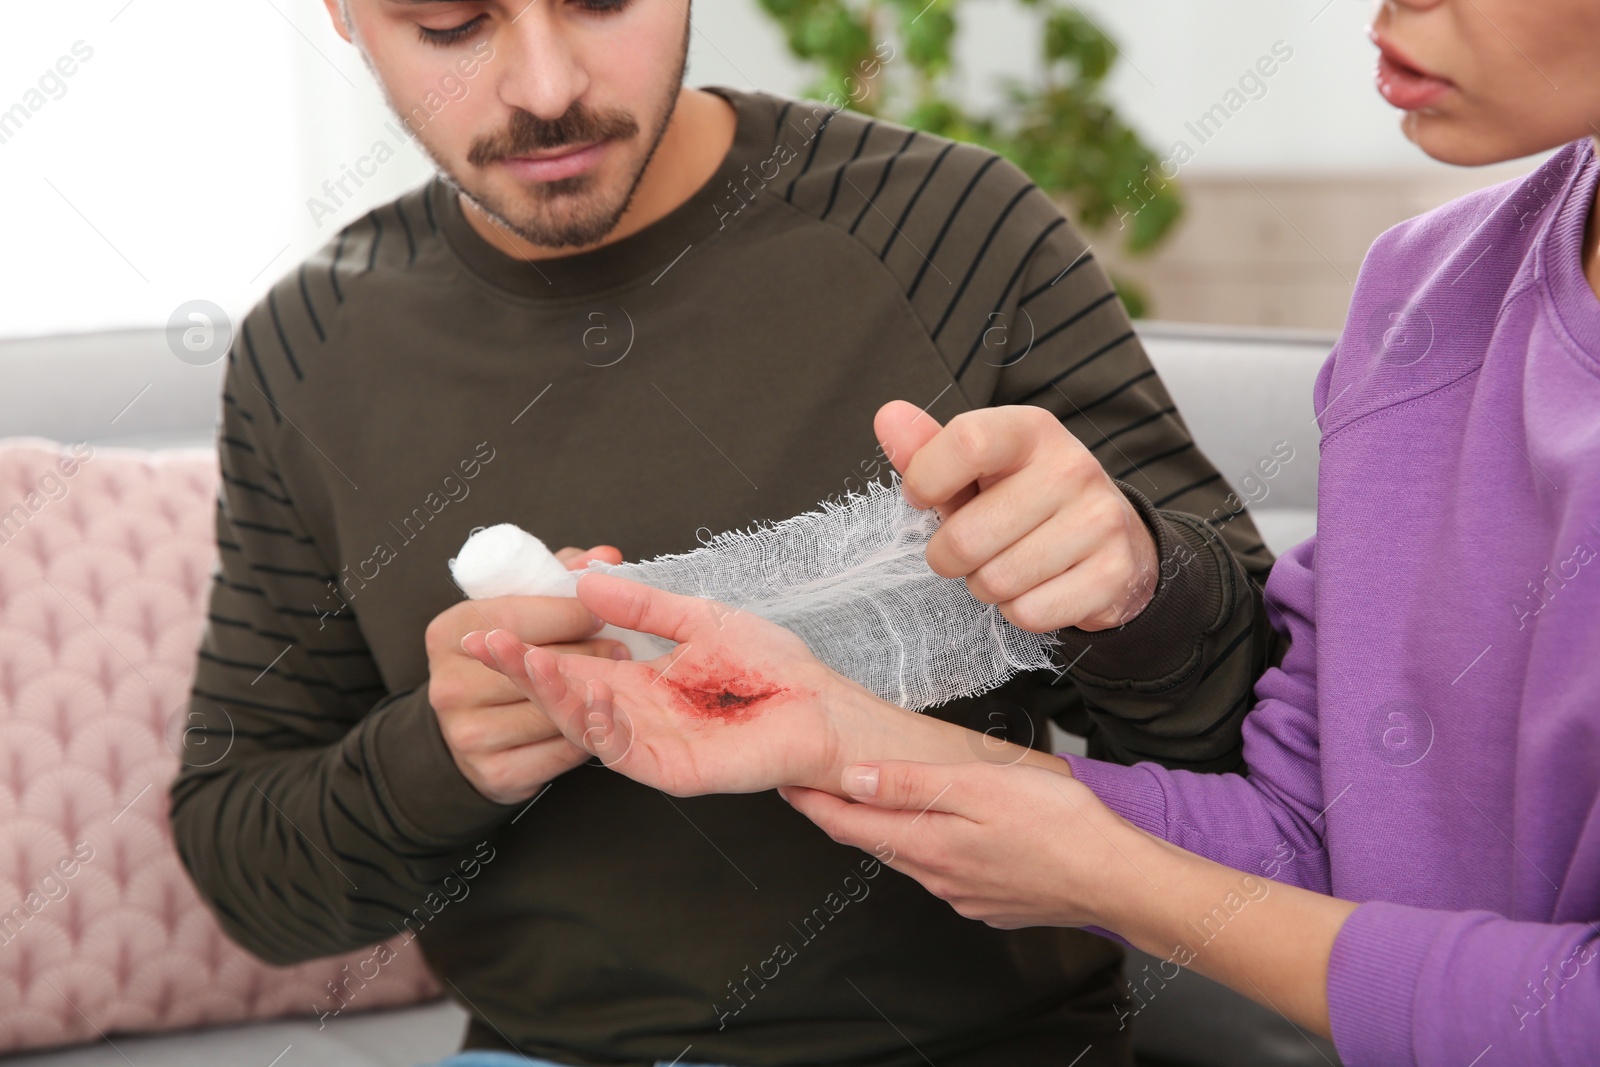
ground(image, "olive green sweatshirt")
xmin=169 ymin=85 xmax=1278 ymax=1067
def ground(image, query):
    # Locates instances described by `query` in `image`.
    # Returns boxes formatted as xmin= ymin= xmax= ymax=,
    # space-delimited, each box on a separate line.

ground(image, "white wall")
xmin=687 ymin=0 xmax=1501 ymax=175
xmin=1035 ymin=0 xmax=1427 ymax=173
xmin=0 ymin=0 xmax=1536 ymax=340
xmin=2 ymin=0 xmax=445 ymax=342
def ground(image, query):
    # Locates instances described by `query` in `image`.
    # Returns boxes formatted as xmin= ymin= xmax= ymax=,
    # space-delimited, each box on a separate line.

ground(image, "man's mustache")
xmin=467 ymin=104 xmax=639 ymax=166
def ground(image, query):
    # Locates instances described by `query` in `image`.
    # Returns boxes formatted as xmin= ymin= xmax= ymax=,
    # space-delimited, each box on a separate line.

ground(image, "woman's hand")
xmin=876 ymin=400 xmax=1159 ymax=632
xmin=784 ymin=757 xmax=1360 ymax=1038
xmin=780 ymin=757 xmax=1145 ymax=930
xmin=462 ymin=572 xmax=888 ymax=796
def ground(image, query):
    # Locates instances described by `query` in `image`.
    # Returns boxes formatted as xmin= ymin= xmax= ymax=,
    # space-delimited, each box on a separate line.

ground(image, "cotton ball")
xmin=449 ymin=524 xmax=576 ymax=599
xmin=448 ymin=524 xmax=676 ymax=662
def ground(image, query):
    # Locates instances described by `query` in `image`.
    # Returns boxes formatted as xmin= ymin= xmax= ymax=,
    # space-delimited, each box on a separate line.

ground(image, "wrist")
xmin=1050 ymin=493 xmax=1235 ymax=687
xmin=1117 ymin=513 xmax=1161 ymax=625
xmin=1017 ymin=747 xmax=1077 ymax=777
xmin=1079 ymin=488 xmax=1161 ymax=631
xmin=816 ymin=681 xmax=970 ymax=793
xmin=1089 ymin=827 xmax=1211 ymax=950
xmin=370 ymin=686 xmax=520 ymax=846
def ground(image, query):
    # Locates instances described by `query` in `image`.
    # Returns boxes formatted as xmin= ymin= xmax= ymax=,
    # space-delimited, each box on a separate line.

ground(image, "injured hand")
xmin=459 ymin=571 xmax=1029 ymax=797
xmin=447 ymin=480 xmax=1061 ymax=712
xmin=464 ymin=571 xmax=869 ymax=795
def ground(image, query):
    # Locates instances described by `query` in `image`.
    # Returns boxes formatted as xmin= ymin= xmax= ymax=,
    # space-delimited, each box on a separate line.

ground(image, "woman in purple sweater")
xmin=784 ymin=2 xmax=1600 ymax=1061
xmin=467 ymin=1 xmax=1600 ymax=1062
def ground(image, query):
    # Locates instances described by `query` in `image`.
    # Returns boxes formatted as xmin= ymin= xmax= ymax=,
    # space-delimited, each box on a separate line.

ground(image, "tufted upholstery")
xmin=0 ymin=437 xmax=439 ymax=1056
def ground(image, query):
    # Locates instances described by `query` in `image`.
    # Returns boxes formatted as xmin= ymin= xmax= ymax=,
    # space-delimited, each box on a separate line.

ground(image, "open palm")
xmin=466 ymin=572 xmax=859 ymax=796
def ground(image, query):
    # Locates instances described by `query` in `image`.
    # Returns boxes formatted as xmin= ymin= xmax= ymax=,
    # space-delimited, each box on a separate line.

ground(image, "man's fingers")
xmin=482 ymin=628 xmax=547 ymax=701
xmin=446 ymin=699 xmax=566 ymax=750
xmin=517 ymin=643 xmax=583 ymax=726
xmin=558 ymin=544 xmax=625 ymax=571
xmin=456 ymin=594 xmax=603 ymax=646
xmin=546 ymin=639 xmax=631 ymax=660
xmin=460 ymin=628 xmax=493 ymax=664
xmin=901 ymin=409 xmax=1041 ymax=513
xmin=453 ymin=630 xmax=560 ymax=705
xmin=873 ymin=399 xmax=943 ymax=480
xmin=468 ymin=628 xmax=619 ymax=686
xmin=1001 ymin=554 xmax=1153 ymax=634
xmin=575 ymin=572 xmax=722 ymax=645
xmin=925 ymin=470 xmax=1063 ymax=580
xmin=470 ymin=733 xmax=593 ymax=797
xmin=958 ymin=509 xmax=1092 ymax=605
xmin=876 ymin=401 xmax=981 ymax=517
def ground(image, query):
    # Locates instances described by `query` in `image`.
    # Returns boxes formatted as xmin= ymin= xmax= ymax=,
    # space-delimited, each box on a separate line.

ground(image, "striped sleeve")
xmin=946 ymin=181 xmax=1283 ymax=773
xmin=786 ymin=116 xmax=1283 ymax=771
xmin=167 ymin=278 xmax=513 ymax=966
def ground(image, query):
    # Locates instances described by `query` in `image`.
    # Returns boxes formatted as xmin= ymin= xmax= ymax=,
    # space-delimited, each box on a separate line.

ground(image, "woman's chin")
xmin=1399 ymin=114 xmax=1508 ymax=167
xmin=1401 ymin=111 xmax=1574 ymax=168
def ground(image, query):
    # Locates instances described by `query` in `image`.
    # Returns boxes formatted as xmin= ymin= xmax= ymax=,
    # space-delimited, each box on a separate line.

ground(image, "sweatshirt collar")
xmin=1541 ymin=136 xmax=1600 ymax=362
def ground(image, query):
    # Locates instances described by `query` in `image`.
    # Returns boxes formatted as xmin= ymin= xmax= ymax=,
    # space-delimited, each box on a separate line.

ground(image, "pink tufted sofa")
xmin=0 ymin=437 xmax=446 ymax=1061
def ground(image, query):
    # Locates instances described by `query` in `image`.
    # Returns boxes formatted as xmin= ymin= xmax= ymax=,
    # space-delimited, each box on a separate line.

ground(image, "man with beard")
xmin=168 ymin=2 xmax=1280 ymax=1065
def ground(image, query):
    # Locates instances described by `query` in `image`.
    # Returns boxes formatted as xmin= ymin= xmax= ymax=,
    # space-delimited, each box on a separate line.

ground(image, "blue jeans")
xmin=424 ymin=1054 xmax=734 ymax=1067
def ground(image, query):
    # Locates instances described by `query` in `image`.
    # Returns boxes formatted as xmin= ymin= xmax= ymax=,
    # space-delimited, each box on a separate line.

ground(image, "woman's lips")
xmin=1373 ymin=42 xmax=1453 ymax=111
xmin=498 ymin=140 xmax=609 ymax=183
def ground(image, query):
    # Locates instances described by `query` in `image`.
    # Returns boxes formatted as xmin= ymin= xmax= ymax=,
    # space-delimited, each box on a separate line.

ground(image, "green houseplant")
xmin=754 ymin=0 xmax=1180 ymax=316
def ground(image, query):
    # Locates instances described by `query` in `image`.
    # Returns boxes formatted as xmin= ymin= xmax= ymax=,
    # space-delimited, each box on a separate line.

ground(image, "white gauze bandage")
xmin=448 ymin=480 xmax=1060 ymax=711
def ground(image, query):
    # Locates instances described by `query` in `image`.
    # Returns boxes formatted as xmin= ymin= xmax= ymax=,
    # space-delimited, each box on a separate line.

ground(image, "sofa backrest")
xmin=1136 ymin=322 xmax=1330 ymax=509
xmin=0 ymin=330 xmax=224 ymax=452
xmin=0 ymin=321 xmax=1333 ymax=549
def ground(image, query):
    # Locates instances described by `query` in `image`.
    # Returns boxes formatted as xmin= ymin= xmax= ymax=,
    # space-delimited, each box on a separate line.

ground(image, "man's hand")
xmin=875 ymin=400 xmax=1159 ymax=632
xmin=425 ymin=545 xmax=628 ymax=804
xmin=460 ymin=572 xmax=903 ymax=796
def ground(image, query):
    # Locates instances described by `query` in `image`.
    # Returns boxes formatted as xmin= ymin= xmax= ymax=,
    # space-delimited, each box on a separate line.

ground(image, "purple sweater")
xmin=1067 ymin=137 xmax=1600 ymax=1067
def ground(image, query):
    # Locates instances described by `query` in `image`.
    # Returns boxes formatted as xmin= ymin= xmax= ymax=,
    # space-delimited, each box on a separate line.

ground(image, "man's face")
xmin=332 ymin=0 xmax=690 ymax=248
